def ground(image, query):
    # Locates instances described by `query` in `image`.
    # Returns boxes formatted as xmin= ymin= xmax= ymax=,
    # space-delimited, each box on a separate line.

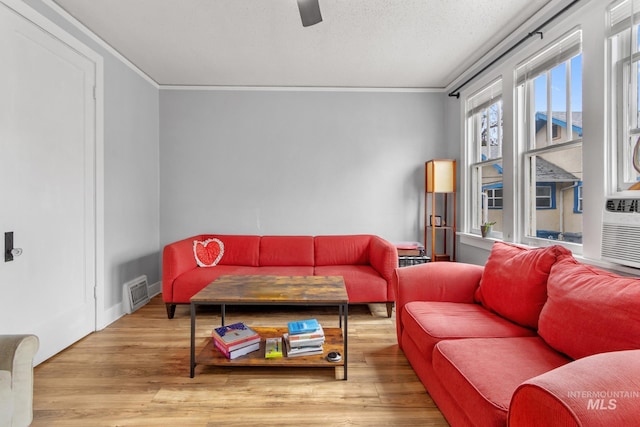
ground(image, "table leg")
xmin=343 ymin=302 xmax=348 ymax=380
xmin=190 ymin=302 xmax=196 ymax=378
xmin=221 ymin=303 xmax=226 ymax=326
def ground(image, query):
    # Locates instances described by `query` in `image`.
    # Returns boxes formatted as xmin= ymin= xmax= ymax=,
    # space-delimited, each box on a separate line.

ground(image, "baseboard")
xmin=148 ymin=280 xmax=161 ymax=297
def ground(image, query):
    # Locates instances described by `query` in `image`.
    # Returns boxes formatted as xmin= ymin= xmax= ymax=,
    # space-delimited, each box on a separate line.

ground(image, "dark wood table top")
xmin=190 ymin=275 xmax=348 ymax=304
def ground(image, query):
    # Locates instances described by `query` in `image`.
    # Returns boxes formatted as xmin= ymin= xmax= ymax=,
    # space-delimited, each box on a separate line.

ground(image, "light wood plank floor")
xmin=32 ymin=295 xmax=449 ymax=426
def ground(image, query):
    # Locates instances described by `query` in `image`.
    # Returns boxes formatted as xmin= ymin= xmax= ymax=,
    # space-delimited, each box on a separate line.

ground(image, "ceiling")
xmin=51 ymin=0 xmax=555 ymax=89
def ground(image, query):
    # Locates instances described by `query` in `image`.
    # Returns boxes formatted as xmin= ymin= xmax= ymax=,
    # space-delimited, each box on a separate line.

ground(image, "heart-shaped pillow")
xmin=193 ymin=238 xmax=225 ymax=267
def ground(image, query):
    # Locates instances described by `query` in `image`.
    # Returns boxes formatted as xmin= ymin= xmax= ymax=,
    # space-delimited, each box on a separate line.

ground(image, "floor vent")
xmin=123 ymin=275 xmax=150 ymax=314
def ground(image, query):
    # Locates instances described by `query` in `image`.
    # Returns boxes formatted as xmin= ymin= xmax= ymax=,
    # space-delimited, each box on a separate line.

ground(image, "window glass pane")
xmin=479 ymin=163 xmax=503 ymax=233
xmin=529 ymin=147 xmax=583 ymax=243
xmin=571 ymin=55 xmax=583 ymax=137
xmin=480 ymin=100 xmax=502 ymax=160
xmin=610 ymin=20 xmax=640 ymax=190
xmin=534 ymin=74 xmax=548 ymax=147
xmin=551 ymin=62 xmax=567 ymax=118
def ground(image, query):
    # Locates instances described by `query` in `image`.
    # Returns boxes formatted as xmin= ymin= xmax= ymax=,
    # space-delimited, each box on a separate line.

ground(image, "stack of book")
xmin=284 ymin=318 xmax=325 ymax=357
xmin=212 ymin=322 xmax=260 ymax=359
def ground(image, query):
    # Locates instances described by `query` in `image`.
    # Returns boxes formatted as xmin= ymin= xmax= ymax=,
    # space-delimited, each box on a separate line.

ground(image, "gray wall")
xmin=160 ymin=89 xmax=447 ymax=246
xmin=26 ymin=0 xmax=161 ymax=320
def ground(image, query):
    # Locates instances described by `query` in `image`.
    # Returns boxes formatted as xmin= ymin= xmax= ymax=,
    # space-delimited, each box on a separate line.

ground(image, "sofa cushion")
xmin=314 ymin=265 xmax=387 ymax=302
xmin=433 ymin=337 xmax=570 ymax=426
xmin=475 ymin=242 xmax=571 ymax=329
xmin=538 ymin=256 xmax=640 ymax=359
xmin=401 ymin=301 xmax=536 ymax=364
xmin=259 ymin=236 xmax=314 ymax=266
xmin=172 ymin=265 xmax=244 ymax=302
xmin=208 ymin=235 xmax=260 ymax=266
xmin=314 ymin=235 xmax=370 ymax=266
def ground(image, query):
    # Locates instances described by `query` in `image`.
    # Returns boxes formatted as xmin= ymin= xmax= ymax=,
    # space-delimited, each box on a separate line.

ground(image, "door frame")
xmin=1 ymin=0 xmax=105 ymax=331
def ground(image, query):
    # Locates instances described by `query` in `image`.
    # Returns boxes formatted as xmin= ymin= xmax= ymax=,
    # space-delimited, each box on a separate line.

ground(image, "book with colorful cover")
xmin=264 ymin=337 xmax=283 ymax=359
xmin=213 ymin=333 xmax=261 ymax=352
xmin=283 ymin=333 xmax=323 ymax=357
xmin=287 ymin=325 xmax=324 ymax=342
xmin=287 ymin=318 xmax=320 ymax=335
xmin=288 ymin=336 xmax=325 ymax=349
xmin=214 ymin=339 xmax=260 ymax=360
xmin=212 ymin=322 xmax=260 ymax=351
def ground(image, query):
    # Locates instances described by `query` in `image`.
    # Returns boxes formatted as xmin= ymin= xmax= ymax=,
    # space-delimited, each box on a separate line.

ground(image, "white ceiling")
xmin=51 ymin=0 xmax=554 ymax=89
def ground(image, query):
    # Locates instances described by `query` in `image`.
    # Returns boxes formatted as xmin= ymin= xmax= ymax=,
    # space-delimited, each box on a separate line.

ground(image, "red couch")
xmin=162 ymin=234 xmax=398 ymax=318
xmin=394 ymin=242 xmax=640 ymax=427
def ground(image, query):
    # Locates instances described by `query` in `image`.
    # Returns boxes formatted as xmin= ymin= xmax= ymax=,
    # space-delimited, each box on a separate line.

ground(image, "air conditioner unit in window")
xmin=601 ymin=198 xmax=640 ymax=269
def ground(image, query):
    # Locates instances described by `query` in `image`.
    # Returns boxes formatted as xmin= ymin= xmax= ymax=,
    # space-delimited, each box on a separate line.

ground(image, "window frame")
xmin=517 ymin=29 xmax=583 ymax=247
xmin=466 ymin=79 xmax=504 ymax=236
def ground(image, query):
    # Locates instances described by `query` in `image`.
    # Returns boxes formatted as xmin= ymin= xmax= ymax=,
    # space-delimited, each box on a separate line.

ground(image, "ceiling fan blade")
xmin=297 ymin=0 xmax=323 ymax=27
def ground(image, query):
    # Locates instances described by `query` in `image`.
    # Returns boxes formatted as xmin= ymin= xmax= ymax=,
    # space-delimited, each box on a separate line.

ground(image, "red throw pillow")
xmin=538 ymin=256 xmax=640 ymax=359
xmin=193 ymin=238 xmax=224 ymax=267
xmin=475 ymin=242 xmax=571 ymax=329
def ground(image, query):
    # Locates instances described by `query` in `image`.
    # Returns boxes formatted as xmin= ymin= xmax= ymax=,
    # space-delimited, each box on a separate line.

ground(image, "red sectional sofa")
xmin=162 ymin=234 xmax=398 ymax=319
xmin=394 ymin=241 xmax=640 ymax=427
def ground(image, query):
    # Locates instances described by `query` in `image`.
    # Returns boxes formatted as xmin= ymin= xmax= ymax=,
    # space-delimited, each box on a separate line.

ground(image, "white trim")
xmin=41 ymin=0 xmax=159 ymax=89
xmin=1 ymin=0 xmax=106 ymax=333
xmin=446 ymin=0 xmax=587 ymax=95
xmin=94 ymin=59 xmax=106 ymax=330
xmin=160 ymin=84 xmax=443 ymax=93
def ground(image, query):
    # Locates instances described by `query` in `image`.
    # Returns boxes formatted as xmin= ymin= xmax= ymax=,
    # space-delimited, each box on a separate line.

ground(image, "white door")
xmin=0 ymin=1 xmax=97 ymax=364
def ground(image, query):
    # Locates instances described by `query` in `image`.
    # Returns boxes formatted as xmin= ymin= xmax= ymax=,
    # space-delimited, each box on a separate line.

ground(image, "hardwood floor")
xmin=32 ymin=296 xmax=449 ymax=426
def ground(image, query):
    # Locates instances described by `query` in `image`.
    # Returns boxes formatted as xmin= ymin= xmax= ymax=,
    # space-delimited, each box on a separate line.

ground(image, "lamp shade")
xmin=426 ymin=159 xmax=456 ymax=193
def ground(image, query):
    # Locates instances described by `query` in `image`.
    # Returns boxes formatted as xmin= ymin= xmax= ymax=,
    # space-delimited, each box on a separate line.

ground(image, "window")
xmin=609 ymin=0 xmax=640 ymax=190
xmin=536 ymin=184 xmax=554 ymax=209
xmin=467 ymin=80 xmax=503 ymax=235
xmin=516 ymin=29 xmax=583 ymax=244
xmin=485 ymin=186 xmax=503 ymax=208
xmin=574 ymin=182 xmax=583 ymax=213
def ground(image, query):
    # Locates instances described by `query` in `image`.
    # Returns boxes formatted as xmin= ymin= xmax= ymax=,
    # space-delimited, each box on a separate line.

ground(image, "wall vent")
xmin=601 ymin=199 xmax=640 ymax=269
xmin=123 ymin=275 xmax=150 ymax=314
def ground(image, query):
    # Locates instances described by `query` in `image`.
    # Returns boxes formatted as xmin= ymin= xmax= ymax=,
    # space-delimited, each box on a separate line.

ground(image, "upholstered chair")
xmin=0 ymin=335 xmax=39 ymax=427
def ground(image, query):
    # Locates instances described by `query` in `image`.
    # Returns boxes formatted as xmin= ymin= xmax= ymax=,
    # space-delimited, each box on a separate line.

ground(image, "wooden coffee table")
xmin=189 ymin=275 xmax=349 ymax=379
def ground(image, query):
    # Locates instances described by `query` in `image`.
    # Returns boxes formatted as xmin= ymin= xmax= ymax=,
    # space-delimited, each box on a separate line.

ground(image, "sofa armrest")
xmin=393 ymin=262 xmax=483 ymax=346
xmin=393 ymin=262 xmax=483 ymax=309
xmin=509 ymin=349 xmax=640 ymax=427
xmin=0 ymin=369 xmax=13 ymax=427
xmin=368 ymin=236 xmax=398 ymax=300
xmin=0 ymin=335 xmax=39 ymax=427
xmin=162 ymin=235 xmax=204 ymax=302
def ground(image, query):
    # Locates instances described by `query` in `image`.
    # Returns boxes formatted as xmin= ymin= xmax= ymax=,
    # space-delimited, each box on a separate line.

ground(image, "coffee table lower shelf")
xmin=196 ymin=326 xmax=345 ymax=379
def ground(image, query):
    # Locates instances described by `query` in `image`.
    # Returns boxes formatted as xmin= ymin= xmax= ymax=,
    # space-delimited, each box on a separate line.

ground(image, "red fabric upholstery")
xmin=314 ymin=265 xmax=387 ymax=302
xmin=394 ymin=253 xmax=640 ymax=427
xmin=259 ymin=236 xmax=314 ymax=266
xmin=314 ymin=235 xmax=371 ymax=266
xmin=509 ymin=350 xmax=640 ymax=427
xmin=394 ymin=262 xmax=484 ymax=348
xmin=212 ymin=235 xmax=260 ymax=266
xmin=368 ymin=236 xmax=398 ymax=299
xmin=401 ymin=301 xmax=536 ymax=364
xmin=474 ymin=242 xmax=570 ymax=329
xmin=172 ymin=265 xmax=242 ymax=302
xmin=433 ymin=337 xmax=570 ymax=426
xmin=162 ymin=234 xmax=397 ymax=311
xmin=538 ymin=256 xmax=640 ymax=359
